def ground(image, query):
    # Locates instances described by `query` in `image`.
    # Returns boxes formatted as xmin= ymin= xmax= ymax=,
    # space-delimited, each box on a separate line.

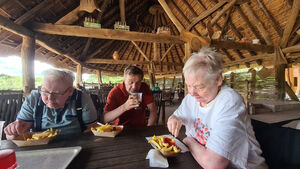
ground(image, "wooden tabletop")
xmin=1 ymin=126 xmax=202 ymax=169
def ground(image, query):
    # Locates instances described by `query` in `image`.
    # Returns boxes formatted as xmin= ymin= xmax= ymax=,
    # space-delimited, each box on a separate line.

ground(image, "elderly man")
xmin=4 ymin=69 xmax=97 ymax=140
xmin=104 ymin=66 xmax=157 ymax=127
xmin=167 ymin=48 xmax=267 ymax=169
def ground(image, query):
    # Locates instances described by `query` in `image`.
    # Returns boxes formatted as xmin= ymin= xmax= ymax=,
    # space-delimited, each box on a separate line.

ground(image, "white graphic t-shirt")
xmin=173 ymin=85 xmax=267 ymax=169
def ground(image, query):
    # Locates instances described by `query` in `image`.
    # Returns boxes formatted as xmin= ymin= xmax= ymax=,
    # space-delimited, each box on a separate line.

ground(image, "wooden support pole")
xmin=96 ymin=69 xmax=102 ymax=84
xmin=158 ymin=0 xmax=184 ymax=32
xmin=119 ymin=0 xmax=126 ymax=23
xmin=184 ymin=42 xmax=191 ymax=63
xmin=285 ymin=81 xmax=299 ymax=101
xmin=153 ymin=42 xmax=158 ymax=61
xmin=297 ymin=64 xmax=300 ymax=95
xmin=230 ymin=72 xmax=235 ymax=89
xmin=183 ymin=42 xmax=191 ymax=95
xmin=163 ymin=77 xmax=166 ymax=90
xmin=250 ymin=69 xmax=256 ymax=99
xmin=21 ymin=36 xmax=35 ymax=95
xmin=76 ymin=64 xmax=82 ymax=84
xmin=171 ymin=76 xmax=176 ymax=88
xmin=275 ymin=64 xmax=286 ymax=101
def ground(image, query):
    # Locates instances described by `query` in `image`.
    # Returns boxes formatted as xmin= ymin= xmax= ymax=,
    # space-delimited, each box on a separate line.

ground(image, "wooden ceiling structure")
xmin=0 ymin=0 xmax=300 ymax=95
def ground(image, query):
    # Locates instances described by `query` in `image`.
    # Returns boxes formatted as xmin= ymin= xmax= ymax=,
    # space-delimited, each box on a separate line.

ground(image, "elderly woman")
xmin=167 ymin=48 xmax=267 ymax=169
xmin=4 ymin=69 xmax=97 ymax=139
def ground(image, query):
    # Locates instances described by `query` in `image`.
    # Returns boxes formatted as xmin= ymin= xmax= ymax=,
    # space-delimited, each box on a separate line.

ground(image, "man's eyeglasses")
xmin=39 ymin=87 xmax=70 ymax=98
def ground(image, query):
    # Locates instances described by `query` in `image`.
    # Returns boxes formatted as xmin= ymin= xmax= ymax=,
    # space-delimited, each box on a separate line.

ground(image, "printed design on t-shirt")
xmin=192 ymin=118 xmax=211 ymax=145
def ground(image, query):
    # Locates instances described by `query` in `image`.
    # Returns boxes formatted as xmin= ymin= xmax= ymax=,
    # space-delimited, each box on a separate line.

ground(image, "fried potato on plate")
xmin=148 ymin=135 xmax=181 ymax=157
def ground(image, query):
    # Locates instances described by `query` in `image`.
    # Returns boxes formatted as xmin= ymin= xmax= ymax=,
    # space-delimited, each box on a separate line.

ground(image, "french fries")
xmin=91 ymin=123 xmax=122 ymax=132
xmin=26 ymin=128 xmax=59 ymax=141
xmin=148 ymin=135 xmax=181 ymax=155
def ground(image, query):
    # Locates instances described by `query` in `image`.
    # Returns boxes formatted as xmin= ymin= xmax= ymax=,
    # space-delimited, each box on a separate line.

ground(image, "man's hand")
xmin=167 ymin=115 xmax=182 ymax=137
xmin=122 ymin=95 xmax=139 ymax=111
xmin=4 ymin=120 xmax=32 ymax=140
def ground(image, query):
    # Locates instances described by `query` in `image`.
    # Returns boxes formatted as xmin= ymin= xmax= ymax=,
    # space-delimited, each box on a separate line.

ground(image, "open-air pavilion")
xmin=0 ymin=0 xmax=300 ymax=168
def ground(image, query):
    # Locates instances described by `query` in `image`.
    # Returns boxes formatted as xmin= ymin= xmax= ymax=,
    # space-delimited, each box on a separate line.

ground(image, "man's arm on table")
xmin=147 ymin=102 xmax=157 ymax=126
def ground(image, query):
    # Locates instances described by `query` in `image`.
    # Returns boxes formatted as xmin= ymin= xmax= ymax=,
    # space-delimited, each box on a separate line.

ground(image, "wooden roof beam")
xmin=131 ymin=41 xmax=150 ymax=61
xmin=119 ymin=0 xmax=126 ymax=23
xmin=235 ymin=6 xmax=264 ymax=44
xmin=161 ymin=44 xmax=174 ymax=62
xmin=280 ymin=0 xmax=300 ymax=48
xmin=241 ymin=3 xmax=273 ymax=45
xmin=85 ymin=58 xmax=183 ymax=66
xmin=187 ymin=1 xmax=226 ymax=31
xmin=158 ymin=0 xmax=184 ymax=32
xmin=210 ymin=0 xmax=236 ymax=26
xmin=0 ymin=15 xmax=34 ymax=38
xmin=211 ymin=40 xmax=274 ymax=53
xmin=29 ymin=23 xmax=184 ymax=44
xmin=255 ymin=0 xmax=282 ymax=36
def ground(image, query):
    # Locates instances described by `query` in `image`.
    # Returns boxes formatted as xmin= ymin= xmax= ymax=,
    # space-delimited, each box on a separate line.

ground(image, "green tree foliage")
xmin=0 ymin=74 xmax=43 ymax=90
xmin=0 ymin=74 xmax=22 ymax=90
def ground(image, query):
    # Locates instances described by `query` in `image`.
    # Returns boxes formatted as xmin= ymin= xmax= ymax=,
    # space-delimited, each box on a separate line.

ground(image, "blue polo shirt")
xmin=17 ymin=90 xmax=97 ymax=134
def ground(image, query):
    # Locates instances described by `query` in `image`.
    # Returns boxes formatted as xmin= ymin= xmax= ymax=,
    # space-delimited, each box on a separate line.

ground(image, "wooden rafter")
xmin=131 ymin=41 xmax=150 ymax=61
xmin=255 ymin=0 xmax=282 ymax=36
xmin=242 ymin=3 xmax=273 ymax=45
xmin=187 ymin=1 xmax=226 ymax=31
xmin=210 ymin=0 xmax=236 ymax=26
xmin=211 ymin=39 xmax=274 ymax=53
xmin=0 ymin=15 xmax=34 ymax=38
xmin=161 ymin=44 xmax=174 ymax=62
xmin=235 ymin=6 xmax=264 ymax=44
xmin=158 ymin=0 xmax=184 ymax=32
xmin=280 ymin=0 xmax=300 ymax=48
xmin=29 ymin=23 xmax=184 ymax=44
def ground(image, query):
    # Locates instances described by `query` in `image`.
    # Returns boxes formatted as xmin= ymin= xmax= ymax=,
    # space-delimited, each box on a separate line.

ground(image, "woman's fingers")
xmin=167 ymin=115 xmax=182 ymax=137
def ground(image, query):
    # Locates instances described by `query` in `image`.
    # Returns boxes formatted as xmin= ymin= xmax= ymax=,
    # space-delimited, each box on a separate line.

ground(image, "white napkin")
xmin=145 ymin=134 xmax=189 ymax=153
xmin=146 ymin=149 xmax=169 ymax=168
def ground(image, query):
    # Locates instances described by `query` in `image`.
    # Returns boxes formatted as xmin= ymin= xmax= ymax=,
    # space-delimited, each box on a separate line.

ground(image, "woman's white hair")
xmin=183 ymin=47 xmax=223 ymax=81
xmin=42 ymin=69 xmax=74 ymax=87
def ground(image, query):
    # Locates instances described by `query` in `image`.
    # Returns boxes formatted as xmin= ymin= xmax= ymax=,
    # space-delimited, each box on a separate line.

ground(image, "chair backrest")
xmin=90 ymin=94 xmax=105 ymax=123
xmin=0 ymin=94 xmax=23 ymax=139
xmin=152 ymin=91 xmax=162 ymax=125
xmin=251 ymin=119 xmax=300 ymax=169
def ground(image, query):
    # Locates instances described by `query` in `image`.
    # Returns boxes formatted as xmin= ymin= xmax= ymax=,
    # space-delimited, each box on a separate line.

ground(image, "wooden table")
xmin=1 ymin=126 xmax=202 ymax=169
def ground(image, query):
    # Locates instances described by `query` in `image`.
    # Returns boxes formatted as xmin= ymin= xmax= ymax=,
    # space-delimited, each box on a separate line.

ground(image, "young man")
xmin=104 ymin=66 xmax=157 ymax=127
xmin=4 ymin=69 xmax=97 ymax=140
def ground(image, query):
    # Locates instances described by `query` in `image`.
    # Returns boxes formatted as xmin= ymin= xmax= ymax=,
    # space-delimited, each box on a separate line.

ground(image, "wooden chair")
xmin=251 ymin=119 xmax=300 ymax=169
xmin=152 ymin=91 xmax=163 ymax=125
xmin=0 ymin=93 xmax=23 ymax=139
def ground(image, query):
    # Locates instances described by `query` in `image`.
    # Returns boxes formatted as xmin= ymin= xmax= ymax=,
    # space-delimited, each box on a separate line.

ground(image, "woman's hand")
xmin=167 ymin=115 xmax=182 ymax=137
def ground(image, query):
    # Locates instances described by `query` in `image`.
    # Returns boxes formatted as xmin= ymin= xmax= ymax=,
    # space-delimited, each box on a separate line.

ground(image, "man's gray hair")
xmin=42 ymin=69 xmax=75 ymax=86
xmin=183 ymin=47 xmax=223 ymax=81
xmin=124 ymin=65 xmax=144 ymax=79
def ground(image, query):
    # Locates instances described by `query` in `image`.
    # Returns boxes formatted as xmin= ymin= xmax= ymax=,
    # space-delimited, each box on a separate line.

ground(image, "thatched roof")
xmin=0 ymin=0 xmax=299 ymax=77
